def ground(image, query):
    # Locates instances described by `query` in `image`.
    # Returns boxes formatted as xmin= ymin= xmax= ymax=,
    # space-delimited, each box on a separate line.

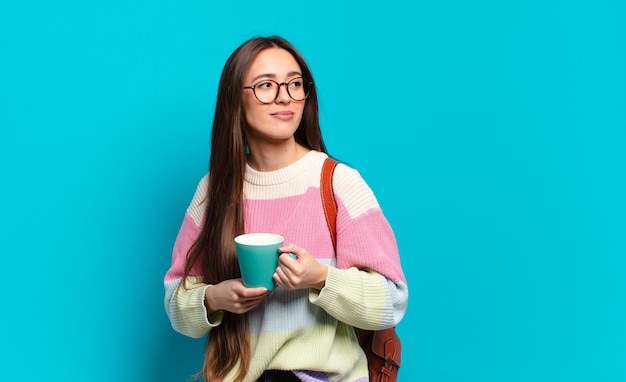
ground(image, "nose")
xmin=275 ymin=83 xmax=291 ymax=104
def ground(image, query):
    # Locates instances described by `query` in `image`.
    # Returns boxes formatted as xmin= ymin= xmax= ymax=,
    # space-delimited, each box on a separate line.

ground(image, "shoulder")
xmin=187 ymin=174 xmax=209 ymax=227
xmin=331 ymin=160 xmax=380 ymax=218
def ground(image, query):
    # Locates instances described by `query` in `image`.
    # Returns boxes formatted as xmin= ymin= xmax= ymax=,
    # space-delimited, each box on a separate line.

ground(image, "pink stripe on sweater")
xmin=165 ymin=186 xmax=406 ymax=284
xmin=164 ymin=213 xmax=202 ymax=281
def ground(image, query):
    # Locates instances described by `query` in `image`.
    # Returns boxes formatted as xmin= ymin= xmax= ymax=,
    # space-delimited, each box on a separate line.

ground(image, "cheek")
xmin=243 ymin=105 xmax=261 ymax=126
xmin=295 ymin=104 xmax=305 ymax=120
xmin=241 ymin=99 xmax=259 ymax=125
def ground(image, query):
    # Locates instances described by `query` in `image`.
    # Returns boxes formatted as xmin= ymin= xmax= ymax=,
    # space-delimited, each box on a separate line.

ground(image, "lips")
xmin=270 ymin=111 xmax=294 ymax=121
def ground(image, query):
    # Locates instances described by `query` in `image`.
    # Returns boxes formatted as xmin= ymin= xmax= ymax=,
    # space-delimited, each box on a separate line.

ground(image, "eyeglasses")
xmin=243 ymin=77 xmax=312 ymax=104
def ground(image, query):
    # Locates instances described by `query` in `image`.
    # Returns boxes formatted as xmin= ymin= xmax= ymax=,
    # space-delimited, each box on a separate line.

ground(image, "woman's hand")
xmin=274 ymin=244 xmax=328 ymax=291
xmin=204 ymin=278 xmax=270 ymax=314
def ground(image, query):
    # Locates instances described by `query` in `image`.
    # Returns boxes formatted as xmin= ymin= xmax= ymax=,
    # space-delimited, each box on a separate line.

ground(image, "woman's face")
xmin=242 ymin=48 xmax=305 ymax=146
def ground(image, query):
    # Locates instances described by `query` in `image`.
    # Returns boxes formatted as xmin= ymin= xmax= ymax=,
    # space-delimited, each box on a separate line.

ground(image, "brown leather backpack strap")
xmin=320 ymin=157 xmax=402 ymax=382
xmin=320 ymin=157 xmax=339 ymax=250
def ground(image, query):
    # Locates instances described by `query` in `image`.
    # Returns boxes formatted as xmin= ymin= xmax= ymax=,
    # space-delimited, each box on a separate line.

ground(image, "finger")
xmin=236 ymin=292 xmax=268 ymax=309
xmin=240 ymin=287 xmax=270 ymax=298
xmin=241 ymin=298 xmax=264 ymax=309
xmin=278 ymin=253 xmax=298 ymax=269
xmin=273 ymin=268 xmax=292 ymax=288
xmin=279 ymin=243 xmax=302 ymax=255
xmin=235 ymin=300 xmax=262 ymax=314
xmin=242 ymin=291 xmax=268 ymax=301
xmin=273 ymin=267 xmax=286 ymax=283
xmin=232 ymin=281 xmax=267 ymax=294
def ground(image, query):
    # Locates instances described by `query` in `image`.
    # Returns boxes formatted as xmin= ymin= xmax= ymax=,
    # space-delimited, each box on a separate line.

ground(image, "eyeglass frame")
xmin=242 ymin=77 xmax=313 ymax=104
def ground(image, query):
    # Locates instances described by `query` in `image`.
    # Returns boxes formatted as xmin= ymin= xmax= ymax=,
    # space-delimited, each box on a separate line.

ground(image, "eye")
xmin=256 ymin=81 xmax=275 ymax=90
xmin=288 ymin=79 xmax=303 ymax=89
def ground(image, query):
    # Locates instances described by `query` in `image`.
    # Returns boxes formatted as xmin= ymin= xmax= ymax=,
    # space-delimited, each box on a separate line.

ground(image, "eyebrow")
xmin=250 ymin=71 xmax=303 ymax=83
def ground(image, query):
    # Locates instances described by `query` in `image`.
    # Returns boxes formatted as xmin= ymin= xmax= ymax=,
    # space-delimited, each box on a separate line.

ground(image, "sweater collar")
xmin=244 ymin=150 xmax=326 ymax=186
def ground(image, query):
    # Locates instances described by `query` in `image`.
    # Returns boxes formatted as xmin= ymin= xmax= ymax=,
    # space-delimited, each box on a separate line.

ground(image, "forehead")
xmin=245 ymin=48 xmax=302 ymax=80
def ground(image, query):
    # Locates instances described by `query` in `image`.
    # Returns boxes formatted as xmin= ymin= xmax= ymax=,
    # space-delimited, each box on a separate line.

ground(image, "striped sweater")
xmin=164 ymin=150 xmax=408 ymax=382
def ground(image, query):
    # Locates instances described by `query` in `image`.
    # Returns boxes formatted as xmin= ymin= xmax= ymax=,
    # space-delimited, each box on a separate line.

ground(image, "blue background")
xmin=1 ymin=1 xmax=625 ymax=381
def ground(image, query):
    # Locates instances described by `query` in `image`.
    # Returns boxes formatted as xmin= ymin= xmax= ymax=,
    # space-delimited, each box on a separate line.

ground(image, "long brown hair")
xmin=182 ymin=36 xmax=327 ymax=381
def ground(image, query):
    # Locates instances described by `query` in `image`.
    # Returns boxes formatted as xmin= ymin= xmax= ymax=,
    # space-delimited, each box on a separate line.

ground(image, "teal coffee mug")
xmin=234 ymin=233 xmax=284 ymax=290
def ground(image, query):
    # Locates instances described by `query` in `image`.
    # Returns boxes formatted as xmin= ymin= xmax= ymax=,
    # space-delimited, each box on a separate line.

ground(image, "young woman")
xmin=164 ymin=36 xmax=408 ymax=382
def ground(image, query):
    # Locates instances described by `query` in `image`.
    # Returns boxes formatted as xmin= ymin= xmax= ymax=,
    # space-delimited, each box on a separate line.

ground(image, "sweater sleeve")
xmin=310 ymin=164 xmax=408 ymax=330
xmin=163 ymin=175 xmax=223 ymax=338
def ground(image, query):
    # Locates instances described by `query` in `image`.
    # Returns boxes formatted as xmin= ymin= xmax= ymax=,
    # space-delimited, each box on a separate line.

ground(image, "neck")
xmin=247 ymin=141 xmax=309 ymax=172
